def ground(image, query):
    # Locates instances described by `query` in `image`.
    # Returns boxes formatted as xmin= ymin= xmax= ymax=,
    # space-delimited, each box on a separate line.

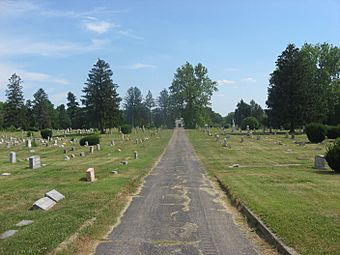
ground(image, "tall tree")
xmin=32 ymin=88 xmax=54 ymax=129
xmin=3 ymin=73 xmax=26 ymax=128
xmin=154 ymin=89 xmax=174 ymax=128
xmin=56 ymin=104 xmax=71 ymax=129
xmin=249 ymin=100 xmax=264 ymax=122
xmin=82 ymin=59 xmax=121 ymax=132
xmin=66 ymin=92 xmax=81 ymax=129
xmin=124 ymin=87 xmax=145 ymax=127
xmin=0 ymin=101 xmax=4 ymax=129
xmin=144 ymin=90 xmax=155 ymax=127
xmin=169 ymin=62 xmax=217 ymax=128
xmin=266 ymin=44 xmax=316 ymax=132
xmin=234 ymin=99 xmax=251 ymax=126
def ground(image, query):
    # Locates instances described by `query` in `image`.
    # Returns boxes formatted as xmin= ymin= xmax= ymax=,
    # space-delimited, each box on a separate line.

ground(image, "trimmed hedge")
xmin=327 ymin=125 xmax=340 ymax=139
xmin=325 ymin=139 xmax=340 ymax=173
xmin=40 ymin=129 xmax=52 ymax=139
xmin=305 ymin=123 xmax=326 ymax=143
xmin=121 ymin=124 xmax=132 ymax=134
xmin=79 ymin=135 xmax=100 ymax=146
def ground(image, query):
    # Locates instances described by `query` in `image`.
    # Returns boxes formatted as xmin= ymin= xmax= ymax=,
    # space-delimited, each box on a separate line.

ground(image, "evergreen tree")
xmin=234 ymin=99 xmax=251 ymax=126
xmin=56 ymin=104 xmax=71 ymax=129
xmin=32 ymin=88 xmax=54 ymax=129
xmin=144 ymin=90 xmax=155 ymax=127
xmin=3 ymin=73 xmax=26 ymax=128
xmin=154 ymin=89 xmax=174 ymax=128
xmin=82 ymin=59 xmax=121 ymax=132
xmin=0 ymin=101 xmax=4 ymax=129
xmin=25 ymin=100 xmax=35 ymax=129
xmin=124 ymin=87 xmax=145 ymax=127
xmin=66 ymin=92 xmax=81 ymax=128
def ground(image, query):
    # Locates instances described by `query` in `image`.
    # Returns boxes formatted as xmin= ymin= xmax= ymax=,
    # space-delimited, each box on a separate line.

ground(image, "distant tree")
xmin=154 ymin=89 xmax=174 ymax=128
xmin=0 ymin=101 xmax=4 ymax=129
xmin=66 ymin=92 xmax=81 ymax=129
xmin=25 ymin=100 xmax=35 ymax=129
xmin=124 ymin=87 xmax=145 ymax=127
xmin=249 ymin=100 xmax=264 ymax=122
xmin=204 ymin=107 xmax=223 ymax=127
xmin=234 ymin=99 xmax=251 ymax=126
xmin=224 ymin=112 xmax=235 ymax=127
xmin=169 ymin=62 xmax=217 ymax=128
xmin=144 ymin=90 xmax=155 ymax=127
xmin=3 ymin=73 xmax=26 ymax=128
xmin=56 ymin=104 xmax=71 ymax=129
xmin=32 ymin=88 xmax=55 ymax=129
xmin=82 ymin=59 xmax=121 ymax=132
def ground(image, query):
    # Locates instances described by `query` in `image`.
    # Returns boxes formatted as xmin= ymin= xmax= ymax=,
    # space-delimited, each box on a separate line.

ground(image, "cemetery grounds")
xmin=188 ymin=129 xmax=340 ymax=255
xmin=0 ymin=129 xmax=173 ymax=254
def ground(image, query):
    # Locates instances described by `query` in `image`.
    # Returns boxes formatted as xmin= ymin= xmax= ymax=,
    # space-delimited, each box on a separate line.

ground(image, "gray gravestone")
xmin=85 ymin=141 xmax=89 ymax=147
xmin=134 ymin=151 xmax=139 ymax=159
xmin=32 ymin=197 xmax=56 ymax=210
xmin=0 ymin=230 xmax=18 ymax=240
xmin=64 ymin=155 xmax=70 ymax=160
xmin=314 ymin=155 xmax=325 ymax=169
xmin=96 ymin=144 xmax=101 ymax=151
xmin=26 ymin=139 xmax=32 ymax=148
xmin=89 ymin=146 xmax=94 ymax=153
xmin=86 ymin=168 xmax=96 ymax=182
xmin=45 ymin=189 xmax=65 ymax=202
xmin=10 ymin=152 xmax=16 ymax=163
xmin=29 ymin=156 xmax=41 ymax=169
xmin=223 ymin=138 xmax=228 ymax=147
xmin=15 ymin=220 xmax=34 ymax=227
xmin=80 ymin=151 xmax=85 ymax=157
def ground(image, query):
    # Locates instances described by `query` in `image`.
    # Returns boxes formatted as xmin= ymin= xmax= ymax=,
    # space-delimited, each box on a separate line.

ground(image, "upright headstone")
xmin=134 ymin=151 xmax=139 ymax=159
xmin=26 ymin=139 xmax=32 ymax=148
xmin=85 ymin=141 xmax=89 ymax=147
xmin=314 ymin=155 xmax=325 ymax=169
xmin=29 ymin=156 xmax=41 ymax=169
xmin=86 ymin=168 xmax=96 ymax=182
xmin=89 ymin=146 xmax=94 ymax=153
xmin=10 ymin=152 xmax=16 ymax=163
xmin=96 ymin=144 xmax=101 ymax=151
xmin=6 ymin=142 xmax=11 ymax=149
xmin=121 ymin=133 xmax=125 ymax=140
xmin=111 ymin=140 xmax=115 ymax=146
xmin=223 ymin=138 xmax=228 ymax=147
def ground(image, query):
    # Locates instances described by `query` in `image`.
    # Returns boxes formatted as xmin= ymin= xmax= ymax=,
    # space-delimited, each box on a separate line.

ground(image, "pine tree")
xmin=144 ymin=90 xmax=155 ymax=127
xmin=82 ymin=59 xmax=121 ymax=132
xmin=124 ymin=87 xmax=145 ymax=127
xmin=32 ymin=88 xmax=54 ymax=129
xmin=66 ymin=92 xmax=81 ymax=128
xmin=56 ymin=104 xmax=71 ymax=129
xmin=3 ymin=73 xmax=26 ymax=128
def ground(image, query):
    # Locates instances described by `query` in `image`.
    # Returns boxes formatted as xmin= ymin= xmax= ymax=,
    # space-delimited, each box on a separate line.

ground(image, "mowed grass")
xmin=0 ymin=129 xmax=173 ymax=255
xmin=188 ymin=129 xmax=340 ymax=255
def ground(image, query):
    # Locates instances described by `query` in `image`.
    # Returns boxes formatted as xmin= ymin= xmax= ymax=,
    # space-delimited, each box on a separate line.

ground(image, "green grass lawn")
xmin=188 ymin=129 xmax=340 ymax=255
xmin=0 ymin=129 xmax=173 ymax=255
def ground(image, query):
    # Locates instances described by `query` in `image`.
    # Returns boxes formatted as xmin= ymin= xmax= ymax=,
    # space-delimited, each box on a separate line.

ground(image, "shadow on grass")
xmin=314 ymin=170 xmax=338 ymax=175
xmin=79 ymin=177 xmax=88 ymax=182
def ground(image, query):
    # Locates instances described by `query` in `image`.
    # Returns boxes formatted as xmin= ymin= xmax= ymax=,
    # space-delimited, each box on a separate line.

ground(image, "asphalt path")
xmin=95 ymin=129 xmax=258 ymax=255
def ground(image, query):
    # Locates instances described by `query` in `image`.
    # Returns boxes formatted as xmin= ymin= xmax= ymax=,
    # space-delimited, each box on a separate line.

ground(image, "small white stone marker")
xmin=89 ymin=146 xmax=94 ymax=153
xmin=111 ymin=140 xmax=115 ymax=146
xmin=29 ymin=155 xmax=41 ymax=169
xmin=314 ymin=155 xmax=325 ymax=169
xmin=15 ymin=220 xmax=34 ymax=227
xmin=96 ymin=144 xmax=101 ymax=151
xmin=71 ymin=154 xmax=76 ymax=158
xmin=0 ymin=230 xmax=18 ymax=239
xmin=32 ymin=197 xmax=56 ymax=211
xmin=86 ymin=168 xmax=96 ymax=182
xmin=64 ymin=155 xmax=70 ymax=160
xmin=111 ymin=170 xmax=118 ymax=174
xmin=10 ymin=152 xmax=16 ymax=163
xmin=1 ymin=173 xmax=11 ymax=176
xmin=121 ymin=160 xmax=128 ymax=165
xmin=45 ymin=189 xmax=65 ymax=202
xmin=80 ymin=151 xmax=85 ymax=157
xmin=134 ymin=151 xmax=139 ymax=159
xmin=26 ymin=139 xmax=32 ymax=148
xmin=85 ymin=141 xmax=89 ymax=147
xmin=223 ymin=138 xmax=228 ymax=147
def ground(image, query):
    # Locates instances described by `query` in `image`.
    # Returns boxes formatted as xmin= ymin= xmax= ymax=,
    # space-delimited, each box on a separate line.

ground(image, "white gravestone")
xmin=134 ymin=151 xmax=139 ymax=159
xmin=86 ymin=168 xmax=96 ymax=182
xmin=223 ymin=138 xmax=228 ymax=147
xmin=314 ymin=155 xmax=325 ymax=169
xmin=10 ymin=152 xmax=16 ymax=163
xmin=45 ymin=189 xmax=65 ymax=202
xmin=29 ymin=156 xmax=41 ymax=169
xmin=89 ymin=146 xmax=94 ymax=153
xmin=32 ymin=197 xmax=56 ymax=210
xmin=96 ymin=144 xmax=101 ymax=151
xmin=26 ymin=139 xmax=32 ymax=148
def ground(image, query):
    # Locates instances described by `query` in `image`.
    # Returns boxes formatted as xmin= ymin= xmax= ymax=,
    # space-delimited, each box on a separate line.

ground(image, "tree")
xmin=153 ymin=89 xmax=174 ymax=128
xmin=124 ymin=87 xmax=145 ymax=127
xmin=25 ymin=100 xmax=35 ymax=129
xmin=32 ymin=88 xmax=54 ymax=129
xmin=169 ymin=62 xmax=217 ymax=128
xmin=224 ymin=112 xmax=235 ymax=127
xmin=82 ymin=59 xmax=121 ymax=132
xmin=0 ymin=101 xmax=4 ymax=129
xmin=56 ymin=104 xmax=71 ymax=129
xmin=266 ymin=44 xmax=317 ymax=132
xmin=234 ymin=99 xmax=251 ymax=126
xmin=249 ymin=100 xmax=264 ymax=122
xmin=66 ymin=92 xmax=81 ymax=129
xmin=144 ymin=90 xmax=155 ymax=127
xmin=3 ymin=73 xmax=26 ymax=128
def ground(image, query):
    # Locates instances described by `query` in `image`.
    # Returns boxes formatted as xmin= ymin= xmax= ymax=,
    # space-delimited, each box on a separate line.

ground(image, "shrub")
xmin=325 ymin=139 xmax=340 ymax=173
xmin=305 ymin=123 xmax=327 ymax=143
xmin=40 ymin=129 xmax=52 ymax=139
xmin=241 ymin=117 xmax=260 ymax=130
xmin=327 ymin=125 xmax=340 ymax=139
xmin=27 ymin=131 xmax=34 ymax=137
xmin=121 ymin=124 xmax=132 ymax=134
xmin=79 ymin=135 xmax=100 ymax=146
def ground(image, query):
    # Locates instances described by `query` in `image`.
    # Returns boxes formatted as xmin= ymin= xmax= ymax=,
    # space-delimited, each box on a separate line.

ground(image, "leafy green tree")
xmin=234 ymin=99 xmax=251 ymax=126
xmin=249 ymin=100 xmax=264 ymax=122
xmin=124 ymin=87 xmax=145 ymax=127
xmin=82 ymin=59 xmax=121 ymax=132
xmin=144 ymin=90 xmax=155 ymax=127
xmin=56 ymin=104 xmax=71 ymax=129
xmin=169 ymin=62 xmax=217 ymax=128
xmin=24 ymin=100 xmax=35 ymax=129
xmin=154 ymin=89 xmax=174 ymax=128
xmin=224 ymin=112 xmax=235 ymax=127
xmin=66 ymin=92 xmax=82 ymax=129
xmin=3 ymin=73 xmax=26 ymax=128
xmin=32 ymin=88 xmax=54 ymax=129
xmin=266 ymin=44 xmax=317 ymax=132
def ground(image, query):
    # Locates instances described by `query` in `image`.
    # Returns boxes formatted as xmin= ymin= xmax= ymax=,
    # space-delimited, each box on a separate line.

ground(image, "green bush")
xmin=121 ymin=124 xmax=132 ymax=134
xmin=305 ymin=123 xmax=326 ymax=143
xmin=79 ymin=135 xmax=100 ymax=146
xmin=241 ymin=117 xmax=260 ymax=130
xmin=327 ymin=125 xmax=340 ymax=139
xmin=325 ymin=139 xmax=340 ymax=173
xmin=26 ymin=131 xmax=34 ymax=137
xmin=40 ymin=129 xmax=52 ymax=139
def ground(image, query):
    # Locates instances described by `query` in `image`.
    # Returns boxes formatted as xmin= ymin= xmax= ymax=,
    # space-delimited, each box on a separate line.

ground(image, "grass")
xmin=187 ymin=129 xmax=340 ymax=255
xmin=0 ymin=129 xmax=173 ymax=255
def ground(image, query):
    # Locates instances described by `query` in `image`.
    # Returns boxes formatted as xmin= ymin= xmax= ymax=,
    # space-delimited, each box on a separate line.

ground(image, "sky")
xmin=0 ymin=0 xmax=339 ymax=116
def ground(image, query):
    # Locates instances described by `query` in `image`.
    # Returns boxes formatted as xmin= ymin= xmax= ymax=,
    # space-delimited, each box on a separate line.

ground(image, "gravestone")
xmin=80 ymin=151 xmax=85 ymax=157
xmin=29 ymin=156 xmax=41 ymax=169
xmin=111 ymin=140 xmax=115 ymax=146
xmin=96 ymin=144 xmax=101 ymax=151
xmin=256 ymin=135 xmax=261 ymax=140
xmin=64 ymin=155 xmax=70 ymax=160
xmin=63 ymin=149 xmax=68 ymax=154
xmin=134 ymin=151 xmax=139 ymax=159
xmin=240 ymin=137 xmax=244 ymax=143
xmin=215 ymin=134 xmax=220 ymax=142
xmin=223 ymin=138 xmax=228 ymax=147
xmin=54 ymin=140 xmax=58 ymax=146
xmin=112 ymin=170 xmax=118 ymax=174
xmin=1 ymin=173 xmax=11 ymax=176
xmin=71 ymin=153 xmax=76 ymax=158
xmin=26 ymin=139 xmax=32 ymax=148
xmin=15 ymin=220 xmax=34 ymax=227
xmin=291 ymin=133 xmax=295 ymax=139
xmin=10 ymin=152 xmax=16 ymax=163
xmin=45 ymin=189 xmax=65 ymax=202
xmin=314 ymin=155 xmax=325 ymax=169
xmin=285 ymin=132 xmax=289 ymax=138
xmin=0 ymin=230 xmax=18 ymax=240
xmin=86 ymin=168 xmax=96 ymax=182
xmin=32 ymin=197 xmax=56 ymax=210
xmin=121 ymin=133 xmax=125 ymax=140
xmin=89 ymin=146 xmax=94 ymax=153
xmin=85 ymin=141 xmax=89 ymax=147
xmin=6 ymin=142 xmax=11 ymax=149
xmin=121 ymin=160 xmax=128 ymax=165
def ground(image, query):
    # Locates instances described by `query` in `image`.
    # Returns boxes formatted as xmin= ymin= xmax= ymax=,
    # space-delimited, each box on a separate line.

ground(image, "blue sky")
xmin=0 ymin=0 xmax=339 ymax=116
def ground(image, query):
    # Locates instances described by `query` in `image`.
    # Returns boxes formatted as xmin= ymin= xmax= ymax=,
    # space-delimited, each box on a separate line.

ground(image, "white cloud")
xmin=0 ymin=38 xmax=110 ymax=57
xmin=129 ymin=63 xmax=157 ymax=70
xmin=118 ymin=29 xmax=144 ymax=40
xmin=49 ymin=91 xmax=69 ymax=105
xmin=242 ymin=77 xmax=256 ymax=82
xmin=0 ymin=0 xmax=39 ymax=15
xmin=84 ymin=21 xmax=116 ymax=34
xmin=216 ymin=79 xmax=236 ymax=85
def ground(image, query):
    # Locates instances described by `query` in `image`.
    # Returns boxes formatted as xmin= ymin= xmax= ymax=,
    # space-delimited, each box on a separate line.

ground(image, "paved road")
xmin=95 ymin=129 xmax=258 ymax=255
